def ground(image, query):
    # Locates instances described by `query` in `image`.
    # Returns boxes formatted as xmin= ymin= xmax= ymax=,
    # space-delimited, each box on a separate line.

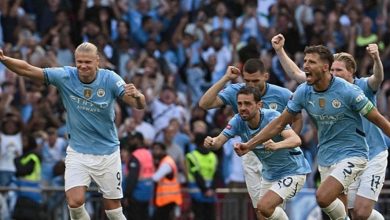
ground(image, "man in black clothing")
xmin=122 ymin=132 xmax=155 ymax=220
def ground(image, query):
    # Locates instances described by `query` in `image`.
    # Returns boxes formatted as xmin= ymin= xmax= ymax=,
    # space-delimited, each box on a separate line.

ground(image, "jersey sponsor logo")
xmin=331 ymin=99 xmax=341 ymax=108
xmin=116 ymin=80 xmax=125 ymax=87
xmin=84 ymin=88 xmax=93 ymax=99
xmin=269 ymin=103 xmax=278 ymax=110
xmin=311 ymin=112 xmax=345 ymax=125
xmin=97 ymin=88 xmax=105 ymax=97
xmin=319 ymin=98 xmax=326 ymax=108
xmin=70 ymin=95 xmax=109 ymax=112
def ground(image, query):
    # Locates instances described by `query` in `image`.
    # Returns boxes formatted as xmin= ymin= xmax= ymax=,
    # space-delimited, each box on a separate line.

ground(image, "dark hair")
xmin=128 ymin=131 xmax=144 ymax=142
xmin=24 ymin=134 xmax=38 ymax=151
xmin=304 ymin=45 xmax=334 ymax=69
xmin=194 ymin=133 xmax=207 ymax=147
xmin=243 ymin=58 xmax=266 ymax=74
xmin=152 ymin=142 xmax=167 ymax=151
xmin=236 ymin=86 xmax=262 ymax=102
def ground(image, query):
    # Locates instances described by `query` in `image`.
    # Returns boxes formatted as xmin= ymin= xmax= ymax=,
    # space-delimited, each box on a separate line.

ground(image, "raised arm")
xmin=0 ymin=49 xmax=44 ymax=81
xmin=198 ymin=66 xmax=240 ymax=110
xmin=122 ymin=83 xmax=146 ymax=109
xmin=263 ymin=128 xmax=302 ymax=151
xmin=203 ymin=133 xmax=229 ymax=150
xmin=234 ymin=109 xmax=296 ymax=155
xmin=366 ymin=44 xmax=384 ymax=91
xmin=271 ymin=34 xmax=306 ymax=83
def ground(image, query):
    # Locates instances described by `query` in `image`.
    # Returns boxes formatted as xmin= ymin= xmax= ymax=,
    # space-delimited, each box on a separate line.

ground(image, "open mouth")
xmin=305 ymin=72 xmax=312 ymax=80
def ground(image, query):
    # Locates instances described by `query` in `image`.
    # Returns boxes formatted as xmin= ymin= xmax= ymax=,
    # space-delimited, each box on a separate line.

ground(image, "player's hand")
xmin=0 ymin=49 xmax=5 ymax=61
xmin=124 ymin=83 xmax=141 ymax=98
xmin=264 ymin=139 xmax=278 ymax=151
xmin=366 ymin=44 xmax=380 ymax=60
xmin=271 ymin=34 xmax=285 ymax=51
xmin=223 ymin=66 xmax=240 ymax=81
xmin=233 ymin=142 xmax=250 ymax=156
xmin=204 ymin=136 xmax=215 ymax=148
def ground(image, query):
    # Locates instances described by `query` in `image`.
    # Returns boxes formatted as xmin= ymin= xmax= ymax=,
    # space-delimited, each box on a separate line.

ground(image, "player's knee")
xmin=66 ymin=194 xmax=86 ymax=208
xmin=351 ymin=208 xmax=371 ymax=220
xmin=316 ymin=190 xmax=330 ymax=208
xmin=257 ymin=201 xmax=273 ymax=217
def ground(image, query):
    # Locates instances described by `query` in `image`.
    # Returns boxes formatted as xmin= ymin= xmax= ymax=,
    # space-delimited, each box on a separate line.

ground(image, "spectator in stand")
xmin=123 ymin=132 xmax=154 ymax=220
xmin=186 ymin=133 xmax=218 ymax=220
xmin=12 ymin=133 xmax=43 ymax=220
xmin=0 ymin=112 xmax=23 ymax=187
xmin=160 ymin=123 xmax=187 ymax=184
xmin=151 ymin=142 xmax=183 ymax=220
xmin=149 ymin=86 xmax=184 ymax=133
xmin=40 ymin=127 xmax=67 ymax=186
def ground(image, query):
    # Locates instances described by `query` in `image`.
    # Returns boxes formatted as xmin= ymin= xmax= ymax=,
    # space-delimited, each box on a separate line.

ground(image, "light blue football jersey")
xmin=287 ymin=76 xmax=369 ymax=166
xmin=218 ymin=83 xmax=292 ymax=114
xmin=223 ymin=108 xmax=311 ymax=181
xmin=354 ymin=78 xmax=387 ymax=159
xmin=44 ymin=66 xmax=125 ymax=155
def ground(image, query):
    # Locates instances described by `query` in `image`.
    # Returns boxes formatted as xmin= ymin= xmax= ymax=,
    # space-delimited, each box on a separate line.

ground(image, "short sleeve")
xmin=347 ymin=84 xmax=369 ymax=112
xmin=222 ymin=115 xmax=240 ymax=138
xmin=43 ymin=67 xmax=69 ymax=87
xmin=108 ymin=71 xmax=126 ymax=98
xmin=286 ymin=84 xmax=305 ymax=114
xmin=218 ymin=84 xmax=241 ymax=106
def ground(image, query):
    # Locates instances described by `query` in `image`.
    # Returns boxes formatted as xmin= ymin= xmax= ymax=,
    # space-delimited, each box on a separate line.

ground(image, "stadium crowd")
xmin=0 ymin=0 xmax=390 ymax=219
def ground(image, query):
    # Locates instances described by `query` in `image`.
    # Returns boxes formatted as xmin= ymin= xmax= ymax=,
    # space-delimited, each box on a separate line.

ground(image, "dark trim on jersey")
xmin=79 ymin=69 xmax=99 ymax=84
xmin=356 ymin=128 xmax=366 ymax=137
xmin=289 ymin=151 xmax=302 ymax=156
xmin=313 ymin=75 xmax=335 ymax=93
xmin=286 ymin=107 xmax=300 ymax=115
xmin=260 ymin=83 xmax=270 ymax=98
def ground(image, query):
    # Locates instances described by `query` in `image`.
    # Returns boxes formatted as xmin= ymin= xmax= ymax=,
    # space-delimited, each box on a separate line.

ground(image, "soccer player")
xmin=272 ymin=33 xmax=387 ymax=220
xmin=204 ymin=86 xmax=311 ymax=220
xmin=198 ymin=58 xmax=302 ymax=212
xmin=235 ymin=44 xmax=390 ymax=220
xmin=0 ymin=42 xmax=146 ymax=220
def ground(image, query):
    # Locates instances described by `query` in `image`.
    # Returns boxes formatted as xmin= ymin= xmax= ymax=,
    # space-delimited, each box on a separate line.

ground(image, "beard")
xmin=240 ymin=113 xmax=254 ymax=121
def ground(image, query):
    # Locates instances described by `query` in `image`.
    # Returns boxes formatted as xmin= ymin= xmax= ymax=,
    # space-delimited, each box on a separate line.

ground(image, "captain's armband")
xmin=359 ymin=101 xmax=374 ymax=116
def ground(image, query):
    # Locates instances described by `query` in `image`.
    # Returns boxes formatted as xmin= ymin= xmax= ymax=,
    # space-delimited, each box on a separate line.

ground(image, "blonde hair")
xmin=333 ymin=52 xmax=357 ymax=74
xmin=75 ymin=42 xmax=98 ymax=56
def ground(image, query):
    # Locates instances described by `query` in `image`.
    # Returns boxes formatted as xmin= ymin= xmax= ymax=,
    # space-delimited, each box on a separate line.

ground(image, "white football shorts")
xmin=319 ymin=156 xmax=367 ymax=192
xmin=241 ymin=151 xmax=262 ymax=208
xmin=347 ymin=150 xmax=388 ymax=208
xmin=64 ymin=146 xmax=123 ymax=199
xmin=259 ymin=174 xmax=306 ymax=207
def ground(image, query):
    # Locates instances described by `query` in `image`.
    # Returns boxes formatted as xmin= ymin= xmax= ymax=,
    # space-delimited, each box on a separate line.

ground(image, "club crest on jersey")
xmin=97 ymin=88 xmax=105 ymax=97
xmin=84 ymin=88 xmax=93 ymax=99
xmin=332 ymin=99 xmax=341 ymax=108
xmin=319 ymin=98 xmax=326 ymax=108
xmin=268 ymin=103 xmax=277 ymax=110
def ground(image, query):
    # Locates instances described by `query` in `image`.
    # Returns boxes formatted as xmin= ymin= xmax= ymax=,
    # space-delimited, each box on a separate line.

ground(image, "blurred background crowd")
xmin=0 ymin=0 xmax=390 ymax=219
